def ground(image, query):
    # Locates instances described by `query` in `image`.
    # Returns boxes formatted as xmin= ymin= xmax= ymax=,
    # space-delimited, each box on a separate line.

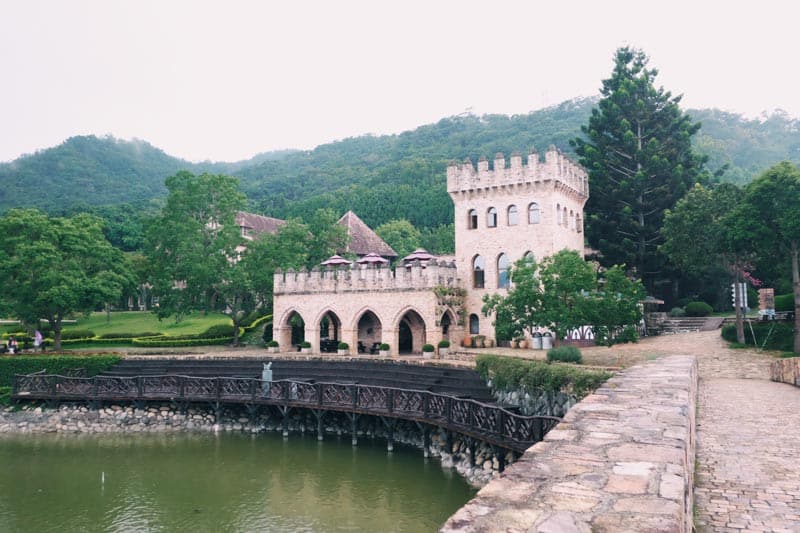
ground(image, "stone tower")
xmin=446 ymin=146 xmax=589 ymax=340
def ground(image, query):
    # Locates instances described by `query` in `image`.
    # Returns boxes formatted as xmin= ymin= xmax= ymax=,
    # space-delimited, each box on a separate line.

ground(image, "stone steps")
xmin=660 ymin=316 xmax=723 ymax=334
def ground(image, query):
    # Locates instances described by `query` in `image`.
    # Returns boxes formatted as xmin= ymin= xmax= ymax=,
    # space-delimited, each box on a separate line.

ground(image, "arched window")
xmin=528 ymin=202 xmax=540 ymax=224
xmin=497 ymin=253 xmax=510 ymax=289
xmin=487 ymin=207 xmax=497 ymax=228
xmin=556 ymin=204 xmax=562 ymax=225
xmin=569 ymin=210 xmax=575 ymax=230
xmin=523 ymin=251 xmax=535 ymax=264
xmin=563 ymin=206 xmax=568 ymax=226
xmin=507 ymin=205 xmax=518 ymax=226
xmin=469 ymin=314 xmax=480 ymax=335
xmin=472 ymin=255 xmax=485 ymax=289
xmin=468 ymin=209 xmax=478 ymax=230
xmin=576 ymin=214 xmax=583 ymax=233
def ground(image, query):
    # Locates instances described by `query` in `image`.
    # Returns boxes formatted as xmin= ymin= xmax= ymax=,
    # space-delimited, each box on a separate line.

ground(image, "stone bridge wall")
xmin=771 ymin=357 xmax=800 ymax=386
xmin=441 ymin=355 xmax=698 ymax=532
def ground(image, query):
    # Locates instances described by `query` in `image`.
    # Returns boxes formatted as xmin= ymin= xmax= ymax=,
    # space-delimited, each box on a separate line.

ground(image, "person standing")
xmin=8 ymin=336 xmax=17 ymax=354
xmin=34 ymin=330 xmax=43 ymax=351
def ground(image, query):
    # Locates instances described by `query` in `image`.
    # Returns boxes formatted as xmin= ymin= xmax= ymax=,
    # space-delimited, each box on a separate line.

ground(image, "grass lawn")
xmin=67 ymin=311 xmax=232 ymax=337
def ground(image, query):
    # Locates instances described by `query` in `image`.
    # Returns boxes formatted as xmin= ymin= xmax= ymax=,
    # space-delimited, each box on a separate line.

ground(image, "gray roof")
xmin=236 ymin=211 xmax=285 ymax=235
xmin=337 ymin=211 xmax=397 ymax=259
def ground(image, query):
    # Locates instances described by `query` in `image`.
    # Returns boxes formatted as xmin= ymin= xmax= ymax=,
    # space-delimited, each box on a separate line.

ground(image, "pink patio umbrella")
xmin=402 ymin=248 xmax=437 ymax=265
xmin=356 ymin=252 xmax=390 ymax=265
xmin=320 ymin=254 xmax=353 ymax=267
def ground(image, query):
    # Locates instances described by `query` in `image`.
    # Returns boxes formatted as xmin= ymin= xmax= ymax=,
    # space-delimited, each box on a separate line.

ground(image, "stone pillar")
xmin=383 ymin=328 xmax=398 ymax=357
xmin=342 ymin=327 xmax=358 ymax=355
xmin=305 ymin=325 xmax=320 ymax=354
xmin=275 ymin=325 xmax=292 ymax=351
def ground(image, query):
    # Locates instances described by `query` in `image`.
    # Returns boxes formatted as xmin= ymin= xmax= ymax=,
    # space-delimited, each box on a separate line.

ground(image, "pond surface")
xmin=0 ymin=432 xmax=476 ymax=532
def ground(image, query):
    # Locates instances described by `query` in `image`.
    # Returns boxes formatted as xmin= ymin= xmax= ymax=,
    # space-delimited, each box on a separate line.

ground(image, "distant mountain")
xmin=1 ymin=100 xmax=798 ymax=229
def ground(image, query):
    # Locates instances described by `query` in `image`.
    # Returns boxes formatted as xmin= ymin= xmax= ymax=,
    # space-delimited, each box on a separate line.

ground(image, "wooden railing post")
xmin=445 ymin=396 xmax=452 ymax=423
xmin=496 ymin=409 xmax=505 ymax=439
xmin=352 ymin=385 xmax=358 ymax=409
xmin=316 ymin=383 xmax=323 ymax=406
xmin=178 ymin=376 xmax=185 ymax=399
xmin=387 ymin=389 xmax=394 ymax=414
xmin=51 ymin=375 xmax=59 ymax=397
xmin=533 ymin=417 xmax=543 ymax=442
xmin=215 ymin=378 xmax=221 ymax=402
xmin=137 ymin=376 xmax=143 ymax=399
xmin=423 ymin=393 xmax=429 ymax=418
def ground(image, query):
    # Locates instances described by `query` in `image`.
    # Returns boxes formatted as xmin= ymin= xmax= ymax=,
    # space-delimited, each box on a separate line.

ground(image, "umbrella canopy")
xmin=356 ymin=252 xmax=390 ymax=265
xmin=320 ymin=254 xmax=353 ymax=266
xmin=402 ymin=248 xmax=437 ymax=263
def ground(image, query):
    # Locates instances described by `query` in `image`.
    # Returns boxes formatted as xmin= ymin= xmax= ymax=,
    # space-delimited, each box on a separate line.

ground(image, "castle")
xmin=271 ymin=147 xmax=589 ymax=355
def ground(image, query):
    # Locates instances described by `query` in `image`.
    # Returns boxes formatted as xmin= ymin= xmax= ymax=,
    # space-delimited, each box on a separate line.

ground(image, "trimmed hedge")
xmin=475 ymin=354 xmax=611 ymax=399
xmin=438 ymin=340 xmax=451 ymax=348
xmin=98 ymin=332 xmax=160 ymax=339
xmin=684 ymin=301 xmax=713 ymax=317
xmin=0 ymin=354 xmax=121 ymax=387
xmin=721 ymin=322 xmax=795 ymax=352
xmin=422 ymin=344 xmax=435 ymax=352
xmin=60 ymin=330 xmax=96 ymax=340
xmin=547 ymin=345 xmax=583 ymax=364
xmin=775 ymin=294 xmax=794 ymax=312
xmin=131 ymin=336 xmax=233 ymax=348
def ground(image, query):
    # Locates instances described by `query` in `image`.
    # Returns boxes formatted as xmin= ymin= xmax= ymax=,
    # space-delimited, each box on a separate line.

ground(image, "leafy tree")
xmin=741 ymin=162 xmax=800 ymax=352
xmin=0 ymin=209 xmax=134 ymax=349
xmin=661 ymin=183 xmax=757 ymax=342
xmin=305 ymin=208 xmax=349 ymax=266
xmin=144 ymin=171 xmax=246 ymax=321
xmin=375 ymin=219 xmax=422 ymax=258
xmin=483 ymin=250 xmax=643 ymax=345
xmin=420 ymin=223 xmax=455 ymax=255
xmin=572 ymin=47 xmax=709 ymax=295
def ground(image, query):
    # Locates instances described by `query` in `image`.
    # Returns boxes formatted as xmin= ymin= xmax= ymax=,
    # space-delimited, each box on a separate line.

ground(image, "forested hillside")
xmin=1 ymin=99 xmax=798 ymax=234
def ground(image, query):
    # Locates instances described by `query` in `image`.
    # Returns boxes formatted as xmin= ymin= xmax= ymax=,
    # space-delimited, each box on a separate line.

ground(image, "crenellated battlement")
xmin=274 ymin=260 xmax=460 ymax=295
xmin=446 ymin=146 xmax=588 ymax=197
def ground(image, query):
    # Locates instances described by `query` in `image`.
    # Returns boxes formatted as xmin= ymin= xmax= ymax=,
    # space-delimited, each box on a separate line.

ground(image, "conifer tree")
xmin=572 ymin=47 xmax=708 ymax=294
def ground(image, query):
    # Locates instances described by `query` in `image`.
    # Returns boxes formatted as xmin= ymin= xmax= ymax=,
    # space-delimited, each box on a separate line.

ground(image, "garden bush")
xmin=775 ymin=294 xmax=794 ymax=312
xmin=684 ymin=301 xmax=713 ymax=317
xmin=475 ymin=354 xmax=611 ymax=399
xmin=300 ymin=341 xmax=311 ymax=349
xmin=338 ymin=342 xmax=349 ymax=350
xmin=438 ymin=340 xmax=450 ymax=348
xmin=200 ymin=324 xmax=236 ymax=338
xmin=380 ymin=343 xmax=390 ymax=351
xmin=670 ymin=307 xmax=686 ymax=317
xmin=267 ymin=340 xmax=279 ymax=347
xmin=0 ymin=354 xmax=121 ymax=387
xmin=721 ymin=322 xmax=794 ymax=352
xmin=546 ymin=345 xmax=582 ymax=364
xmin=60 ymin=330 xmax=96 ymax=340
xmin=422 ymin=344 xmax=435 ymax=352
xmin=98 ymin=332 xmax=160 ymax=339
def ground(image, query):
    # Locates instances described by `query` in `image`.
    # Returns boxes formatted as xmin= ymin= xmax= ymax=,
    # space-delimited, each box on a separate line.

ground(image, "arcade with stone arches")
xmin=272 ymin=294 xmax=460 ymax=356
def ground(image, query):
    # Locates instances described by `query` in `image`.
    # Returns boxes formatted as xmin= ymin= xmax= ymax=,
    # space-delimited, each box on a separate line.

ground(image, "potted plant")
xmin=422 ymin=343 xmax=435 ymax=358
xmin=437 ymin=339 xmax=450 ymax=358
xmin=462 ymin=337 xmax=472 ymax=348
xmin=266 ymin=340 xmax=279 ymax=353
xmin=379 ymin=343 xmax=390 ymax=357
xmin=337 ymin=341 xmax=349 ymax=355
xmin=300 ymin=340 xmax=312 ymax=354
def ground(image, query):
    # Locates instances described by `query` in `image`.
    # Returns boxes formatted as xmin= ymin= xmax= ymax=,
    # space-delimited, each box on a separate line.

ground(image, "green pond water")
xmin=0 ymin=432 xmax=476 ymax=532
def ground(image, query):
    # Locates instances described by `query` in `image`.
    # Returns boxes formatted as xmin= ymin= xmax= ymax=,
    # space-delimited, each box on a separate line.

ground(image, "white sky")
xmin=1 ymin=0 xmax=798 ymax=163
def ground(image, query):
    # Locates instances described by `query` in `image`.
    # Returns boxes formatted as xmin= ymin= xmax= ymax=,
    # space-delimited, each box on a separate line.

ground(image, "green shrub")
xmin=201 ymin=324 xmax=236 ymax=337
xmin=438 ymin=340 xmax=450 ymax=348
xmin=614 ymin=326 xmax=639 ymax=344
xmin=267 ymin=340 xmax=279 ymax=347
xmin=775 ymin=294 xmax=794 ymax=312
xmin=547 ymin=345 xmax=583 ymax=364
xmin=0 ymin=354 xmax=121 ymax=387
xmin=131 ymin=337 xmax=233 ymax=348
xmin=380 ymin=343 xmax=389 ymax=351
xmin=300 ymin=341 xmax=311 ymax=349
xmin=422 ymin=344 xmax=435 ymax=352
xmin=338 ymin=342 xmax=349 ymax=350
xmin=721 ymin=322 xmax=794 ymax=352
xmin=60 ymin=330 xmax=96 ymax=340
xmin=669 ymin=307 xmax=686 ymax=317
xmin=98 ymin=332 xmax=160 ymax=339
xmin=0 ymin=386 xmax=11 ymax=406
xmin=684 ymin=301 xmax=713 ymax=317
xmin=475 ymin=354 xmax=611 ymax=399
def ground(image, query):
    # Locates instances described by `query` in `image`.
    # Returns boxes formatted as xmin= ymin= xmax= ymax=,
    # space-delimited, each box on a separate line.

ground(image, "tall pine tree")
xmin=572 ymin=47 xmax=708 ymax=296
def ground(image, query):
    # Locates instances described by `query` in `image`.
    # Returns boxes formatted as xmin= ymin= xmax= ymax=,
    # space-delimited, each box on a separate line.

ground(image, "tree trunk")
xmin=51 ymin=315 xmax=63 ymax=351
xmin=792 ymin=240 xmax=800 ymax=354
xmin=734 ymin=268 xmax=745 ymax=344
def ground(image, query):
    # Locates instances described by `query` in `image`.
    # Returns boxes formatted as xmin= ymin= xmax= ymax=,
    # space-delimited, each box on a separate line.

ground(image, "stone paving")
xmin=689 ymin=330 xmax=800 ymax=533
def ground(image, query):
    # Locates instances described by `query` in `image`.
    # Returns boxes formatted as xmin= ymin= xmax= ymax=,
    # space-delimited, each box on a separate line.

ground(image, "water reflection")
xmin=0 ymin=432 xmax=475 ymax=532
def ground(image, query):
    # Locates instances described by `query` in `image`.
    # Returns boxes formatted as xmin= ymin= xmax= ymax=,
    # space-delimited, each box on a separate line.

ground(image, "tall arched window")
xmin=472 ymin=255 xmax=485 ymax=289
xmin=576 ymin=214 xmax=583 ymax=233
xmin=469 ymin=314 xmax=480 ymax=335
xmin=563 ymin=206 xmax=568 ymax=226
xmin=556 ymin=204 xmax=562 ymax=225
xmin=528 ymin=202 xmax=540 ymax=224
xmin=487 ymin=207 xmax=497 ymax=228
xmin=507 ymin=205 xmax=518 ymax=226
xmin=497 ymin=253 xmax=510 ymax=289
xmin=523 ymin=251 xmax=535 ymax=264
xmin=468 ymin=209 xmax=478 ymax=230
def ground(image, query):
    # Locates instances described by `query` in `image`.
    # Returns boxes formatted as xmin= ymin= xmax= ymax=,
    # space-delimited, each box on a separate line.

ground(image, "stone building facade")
xmin=272 ymin=147 xmax=588 ymax=355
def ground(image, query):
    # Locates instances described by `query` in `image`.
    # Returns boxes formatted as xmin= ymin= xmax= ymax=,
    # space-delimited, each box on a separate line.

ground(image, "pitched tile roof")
xmin=236 ymin=211 xmax=285 ymax=237
xmin=337 ymin=211 xmax=397 ymax=258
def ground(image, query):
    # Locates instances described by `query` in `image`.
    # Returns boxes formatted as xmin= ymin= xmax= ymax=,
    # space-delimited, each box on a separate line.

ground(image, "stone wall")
xmin=441 ymin=355 xmax=698 ymax=532
xmin=771 ymin=357 xmax=800 ymax=386
xmin=492 ymin=387 xmax=576 ymax=418
xmin=0 ymin=403 xmax=513 ymax=487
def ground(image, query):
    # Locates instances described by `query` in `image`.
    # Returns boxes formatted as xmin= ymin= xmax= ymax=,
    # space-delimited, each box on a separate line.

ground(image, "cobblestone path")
xmin=688 ymin=330 xmax=800 ymax=532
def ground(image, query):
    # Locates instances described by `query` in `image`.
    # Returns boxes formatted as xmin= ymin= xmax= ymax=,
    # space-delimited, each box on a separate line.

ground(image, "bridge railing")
xmin=12 ymin=373 xmax=560 ymax=451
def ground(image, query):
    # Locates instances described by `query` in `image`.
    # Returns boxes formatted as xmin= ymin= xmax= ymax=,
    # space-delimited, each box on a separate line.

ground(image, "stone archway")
xmin=356 ymin=310 xmax=382 ymax=354
xmin=397 ymin=309 xmax=426 ymax=355
xmin=440 ymin=310 xmax=455 ymax=342
xmin=275 ymin=310 xmax=306 ymax=351
xmin=319 ymin=310 xmax=342 ymax=353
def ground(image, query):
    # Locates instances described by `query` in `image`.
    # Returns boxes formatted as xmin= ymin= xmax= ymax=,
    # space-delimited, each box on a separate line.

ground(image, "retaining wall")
xmin=441 ymin=355 xmax=698 ymax=532
xmin=771 ymin=357 xmax=800 ymax=387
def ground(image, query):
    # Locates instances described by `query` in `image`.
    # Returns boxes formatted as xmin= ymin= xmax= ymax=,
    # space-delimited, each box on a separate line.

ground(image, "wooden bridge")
xmin=12 ymin=373 xmax=560 ymax=460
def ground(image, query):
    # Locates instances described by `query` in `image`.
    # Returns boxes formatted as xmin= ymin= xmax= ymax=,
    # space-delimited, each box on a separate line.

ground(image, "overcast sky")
xmin=2 ymin=0 xmax=798 ymax=163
